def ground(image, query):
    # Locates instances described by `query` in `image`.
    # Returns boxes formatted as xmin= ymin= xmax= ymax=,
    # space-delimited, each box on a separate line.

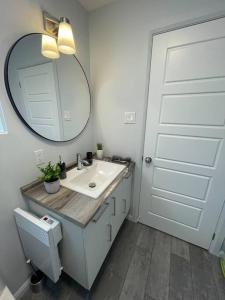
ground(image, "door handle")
xmin=145 ymin=157 xmax=152 ymax=164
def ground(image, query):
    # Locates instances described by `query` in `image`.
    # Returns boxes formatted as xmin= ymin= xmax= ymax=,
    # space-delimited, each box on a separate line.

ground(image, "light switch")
xmin=64 ymin=110 xmax=71 ymax=121
xmin=34 ymin=149 xmax=45 ymax=165
xmin=124 ymin=112 xmax=136 ymax=124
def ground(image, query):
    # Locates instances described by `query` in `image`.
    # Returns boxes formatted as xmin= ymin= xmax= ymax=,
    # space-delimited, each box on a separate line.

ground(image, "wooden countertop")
xmin=21 ymin=161 xmax=134 ymax=228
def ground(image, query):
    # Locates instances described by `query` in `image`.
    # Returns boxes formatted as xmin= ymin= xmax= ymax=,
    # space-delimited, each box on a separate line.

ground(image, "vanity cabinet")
xmin=27 ymin=174 xmax=132 ymax=290
xmin=84 ymin=175 xmax=132 ymax=288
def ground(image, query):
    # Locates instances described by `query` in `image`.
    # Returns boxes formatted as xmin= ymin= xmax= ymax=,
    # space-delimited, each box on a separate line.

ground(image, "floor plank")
xmin=169 ymin=254 xmax=193 ymax=300
xmin=119 ymin=246 xmax=151 ymax=300
xmin=106 ymin=220 xmax=141 ymax=279
xmin=171 ymin=236 xmax=190 ymax=262
xmin=47 ymin=273 xmax=83 ymax=300
xmin=136 ymin=224 xmax=156 ymax=251
xmin=190 ymin=244 xmax=219 ymax=300
xmin=119 ymin=225 xmax=155 ymax=300
xmin=91 ymin=263 xmax=124 ymax=300
xmin=144 ymin=230 xmax=171 ymax=300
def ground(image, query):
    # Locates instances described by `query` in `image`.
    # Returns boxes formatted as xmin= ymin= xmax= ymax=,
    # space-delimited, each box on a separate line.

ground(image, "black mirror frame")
xmin=4 ymin=33 xmax=91 ymax=142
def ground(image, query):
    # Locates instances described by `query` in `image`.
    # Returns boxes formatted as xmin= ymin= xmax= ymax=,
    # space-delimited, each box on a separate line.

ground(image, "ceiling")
xmin=78 ymin=0 xmax=118 ymax=11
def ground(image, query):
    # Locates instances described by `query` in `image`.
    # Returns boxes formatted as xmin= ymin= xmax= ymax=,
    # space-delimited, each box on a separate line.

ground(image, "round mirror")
xmin=5 ymin=33 xmax=91 ymax=142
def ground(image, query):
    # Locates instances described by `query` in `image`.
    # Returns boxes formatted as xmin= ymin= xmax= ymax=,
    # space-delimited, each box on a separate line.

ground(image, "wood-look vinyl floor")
xmin=21 ymin=220 xmax=225 ymax=300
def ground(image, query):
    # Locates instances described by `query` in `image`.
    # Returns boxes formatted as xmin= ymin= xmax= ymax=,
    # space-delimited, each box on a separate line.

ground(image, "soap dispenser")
xmin=58 ymin=155 xmax=67 ymax=179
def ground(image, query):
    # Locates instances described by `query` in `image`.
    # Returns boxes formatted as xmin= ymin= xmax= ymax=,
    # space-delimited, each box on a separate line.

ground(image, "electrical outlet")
xmin=34 ymin=149 xmax=45 ymax=165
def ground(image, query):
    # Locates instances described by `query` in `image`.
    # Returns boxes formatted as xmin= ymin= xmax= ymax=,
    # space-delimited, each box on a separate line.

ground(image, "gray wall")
xmin=0 ymin=0 xmax=92 ymax=294
xmin=89 ymin=0 xmax=225 ymax=221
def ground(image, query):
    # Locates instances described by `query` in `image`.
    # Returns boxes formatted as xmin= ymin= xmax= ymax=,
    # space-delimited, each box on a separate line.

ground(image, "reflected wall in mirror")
xmin=5 ymin=33 xmax=91 ymax=141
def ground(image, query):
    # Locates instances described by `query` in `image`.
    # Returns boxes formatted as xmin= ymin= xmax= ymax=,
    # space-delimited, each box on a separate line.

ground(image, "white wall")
xmin=89 ymin=0 xmax=225 ymax=221
xmin=0 ymin=0 xmax=93 ymax=293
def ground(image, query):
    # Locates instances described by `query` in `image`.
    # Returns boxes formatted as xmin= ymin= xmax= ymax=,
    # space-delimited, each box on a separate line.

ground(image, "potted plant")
xmin=39 ymin=161 xmax=61 ymax=194
xmin=96 ymin=143 xmax=104 ymax=159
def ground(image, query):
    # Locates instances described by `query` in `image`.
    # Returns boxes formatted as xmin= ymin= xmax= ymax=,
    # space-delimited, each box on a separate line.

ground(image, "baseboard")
xmin=126 ymin=213 xmax=137 ymax=223
xmin=14 ymin=277 xmax=30 ymax=300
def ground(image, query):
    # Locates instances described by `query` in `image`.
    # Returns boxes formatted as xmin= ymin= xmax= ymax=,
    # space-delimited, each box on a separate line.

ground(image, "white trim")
xmin=126 ymin=214 xmax=136 ymax=223
xmin=150 ymin=11 xmax=225 ymax=37
xmin=13 ymin=277 xmax=30 ymax=300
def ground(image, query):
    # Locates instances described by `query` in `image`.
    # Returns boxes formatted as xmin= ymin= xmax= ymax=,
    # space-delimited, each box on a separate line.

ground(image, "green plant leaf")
xmin=38 ymin=161 xmax=60 ymax=183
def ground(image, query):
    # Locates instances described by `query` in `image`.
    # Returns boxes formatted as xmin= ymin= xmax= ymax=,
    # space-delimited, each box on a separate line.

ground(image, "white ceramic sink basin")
xmin=60 ymin=160 xmax=126 ymax=199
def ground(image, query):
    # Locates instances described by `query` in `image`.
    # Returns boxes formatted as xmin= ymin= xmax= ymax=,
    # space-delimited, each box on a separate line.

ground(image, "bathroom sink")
xmin=60 ymin=160 xmax=126 ymax=198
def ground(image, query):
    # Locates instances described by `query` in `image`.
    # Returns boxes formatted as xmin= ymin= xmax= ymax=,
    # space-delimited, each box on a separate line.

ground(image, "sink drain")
xmin=89 ymin=182 xmax=96 ymax=188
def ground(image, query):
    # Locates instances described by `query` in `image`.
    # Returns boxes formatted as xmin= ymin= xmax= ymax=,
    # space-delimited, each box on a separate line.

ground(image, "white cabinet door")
xmin=111 ymin=176 xmax=132 ymax=241
xmin=121 ymin=176 xmax=132 ymax=217
xmin=110 ymin=183 xmax=124 ymax=241
xmin=84 ymin=201 xmax=112 ymax=288
xmin=139 ymin=17 xmax=225 ymax=249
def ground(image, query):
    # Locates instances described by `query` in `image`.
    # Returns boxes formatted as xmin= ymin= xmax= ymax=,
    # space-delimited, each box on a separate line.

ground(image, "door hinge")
xmin=19 ymin=81 xmax=21 ymax=88
xmin=212 ymin=233 xmax=216 ymax=241
xmin=142 ymin=156 xmax=143 ymax=161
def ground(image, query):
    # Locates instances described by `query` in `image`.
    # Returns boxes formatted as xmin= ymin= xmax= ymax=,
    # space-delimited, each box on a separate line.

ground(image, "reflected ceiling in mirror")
xmin=5 ymin=33 xmax=91 ymax=141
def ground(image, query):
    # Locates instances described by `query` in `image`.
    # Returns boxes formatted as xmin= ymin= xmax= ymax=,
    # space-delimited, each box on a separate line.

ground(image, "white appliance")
xmin=14 ymin=208 xmax=62 ymax=283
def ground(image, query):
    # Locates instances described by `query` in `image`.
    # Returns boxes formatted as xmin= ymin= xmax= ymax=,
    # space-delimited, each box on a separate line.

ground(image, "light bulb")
xmin=58 ymin=18 xmax=76 ymax=55
xmin=41 ymin=34 xmax=60 ymax=59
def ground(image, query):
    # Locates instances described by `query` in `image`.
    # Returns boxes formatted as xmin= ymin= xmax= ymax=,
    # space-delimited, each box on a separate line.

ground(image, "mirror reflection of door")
xmin=18 ymin=62 xmax=62 ymax=140
xmin=6 ymin=33 xmax=91 ymax=142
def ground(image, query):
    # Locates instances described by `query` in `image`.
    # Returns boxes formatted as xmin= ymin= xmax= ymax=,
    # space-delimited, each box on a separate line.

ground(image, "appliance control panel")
xmin=42 ymin=215 xmax=55 ymax=225
xmin=41 ymin=215 xmax=62 ymax=244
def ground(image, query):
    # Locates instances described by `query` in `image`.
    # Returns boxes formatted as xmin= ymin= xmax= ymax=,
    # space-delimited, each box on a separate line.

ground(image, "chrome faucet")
xmin=77 ymin=153 xmax=83 ymax=170
xmin=77 ymin=153 xmax=91 ymax=170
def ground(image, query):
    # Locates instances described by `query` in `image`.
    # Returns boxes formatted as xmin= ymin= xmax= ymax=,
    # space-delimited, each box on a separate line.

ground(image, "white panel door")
xmin=18 ymin=62 xmax=61 ymax=140
xmin=139 ymin=17 xmax=225 ymax=249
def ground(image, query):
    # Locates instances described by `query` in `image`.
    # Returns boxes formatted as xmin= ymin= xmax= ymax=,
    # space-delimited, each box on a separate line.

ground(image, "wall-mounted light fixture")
xmin=41 ymin=34 xmax=60 ymax=59
xmin=42 ymin=11 xmax=76 ymax=59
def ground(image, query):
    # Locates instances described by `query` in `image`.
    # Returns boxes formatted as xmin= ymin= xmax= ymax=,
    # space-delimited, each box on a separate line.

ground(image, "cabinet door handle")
xmin=92 ymin=203 xmax=109 ymax=223
xmin=108 ymin=224 xmax=112 ymax=242
xmin=112 ymin=197 xmax=116 ymax=216
xmin=123 ymin=199 xmax=126 ymax=214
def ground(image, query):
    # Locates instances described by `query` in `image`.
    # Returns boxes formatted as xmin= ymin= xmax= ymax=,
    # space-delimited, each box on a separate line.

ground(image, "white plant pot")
xmin=96 ymin=149 xmax=104 ymax=160
xmin=44 ymin=179 xmax=60 ymax=194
